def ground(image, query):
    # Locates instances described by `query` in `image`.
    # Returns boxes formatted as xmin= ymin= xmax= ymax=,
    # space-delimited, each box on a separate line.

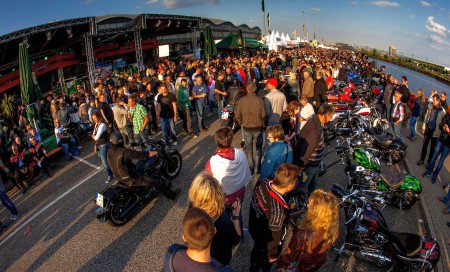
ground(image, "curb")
xmin=403 ymin=156 xmax=445 ymax=272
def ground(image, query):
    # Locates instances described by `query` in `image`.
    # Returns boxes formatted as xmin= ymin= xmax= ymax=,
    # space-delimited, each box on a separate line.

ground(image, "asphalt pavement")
xmin=0 ymin=113 xmax=435 ymax=272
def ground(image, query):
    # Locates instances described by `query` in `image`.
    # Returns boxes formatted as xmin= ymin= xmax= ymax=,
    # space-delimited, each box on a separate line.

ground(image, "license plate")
xmin=96 ymin=193 xmax=104 ymax=207
xmin=221 ymin=112 xmax=229 ymax=120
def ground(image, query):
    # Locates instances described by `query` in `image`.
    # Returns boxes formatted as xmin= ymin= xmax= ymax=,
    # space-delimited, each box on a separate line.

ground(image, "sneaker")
xmin=78 ymin=146 xmax=82 ymax=149
xmin=105 ymin=176 xmax=113 ymax=184
xmin=437 ymin=196 xmax=446 ymax=204
xmin=190 ymin=133 xmax=198 ymax=138
xmin=173 ymin=141 xmax=178 ymax=146
xmin=10 ymin=214 xmax=19 ymax=221
xmin=417 ymin=160 xmax=424 ymax=165
xmin=182 ymin=131 xmax=188 ymax=136
xmin=442 ymin=208 xmax=450 ymax=214
xmin=422 ymin=171 xmax=431 ymax=177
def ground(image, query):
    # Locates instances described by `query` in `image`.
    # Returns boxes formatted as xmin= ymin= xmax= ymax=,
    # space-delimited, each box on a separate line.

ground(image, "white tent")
xmin=286 ymin=34 xmax=291 ymax=41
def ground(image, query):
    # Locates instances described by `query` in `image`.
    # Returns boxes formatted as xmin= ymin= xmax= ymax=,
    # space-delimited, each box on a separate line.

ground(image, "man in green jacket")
xmin=177 ymin=79 xmax=197 ymax=138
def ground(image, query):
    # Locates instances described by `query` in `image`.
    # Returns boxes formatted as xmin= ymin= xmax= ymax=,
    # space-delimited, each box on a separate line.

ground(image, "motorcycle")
xmin=352 ymin=128 xmax=408 ymax=164
xmin=221 ymin=105 xmax=240 ymax=132
xmin=95 ymin=139 xmax=182 ymax=226
xmin=321 ymin=141 xmax=421 ymax=209
xmin=331 ymin=183 xmax=440 ymax=271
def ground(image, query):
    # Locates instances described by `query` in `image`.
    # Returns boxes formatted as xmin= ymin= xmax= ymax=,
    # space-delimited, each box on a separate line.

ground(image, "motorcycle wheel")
xmin=334 ymin=120 xmax=347 ymax=135
xmin=390 ymin=147 xmax=405 ymax=164
xmin=162 ymin=152 xmax=182 ymax=179
xmin=108 ymin=197 xmax=130 ymax=226
xmin=390 ymin=190 xmax=417 ymax=209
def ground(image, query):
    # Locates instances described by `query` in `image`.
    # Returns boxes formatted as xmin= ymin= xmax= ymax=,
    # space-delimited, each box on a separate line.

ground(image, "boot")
xmin=158 ymin=178 xmax=180 ymax=200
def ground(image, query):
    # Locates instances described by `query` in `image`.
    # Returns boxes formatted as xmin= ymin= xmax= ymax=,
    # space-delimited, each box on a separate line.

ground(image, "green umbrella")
xmin=19 ymin=42 xmax=40 ymax=125
xmin=204 ymin=25 xmax=217 ymax=62
xmin=237 ymin=28 xmax=245 ymax=55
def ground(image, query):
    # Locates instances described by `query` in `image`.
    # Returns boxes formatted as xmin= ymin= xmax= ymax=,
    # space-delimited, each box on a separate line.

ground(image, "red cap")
xmin=267 ymin=78 xmax=278 ymax=87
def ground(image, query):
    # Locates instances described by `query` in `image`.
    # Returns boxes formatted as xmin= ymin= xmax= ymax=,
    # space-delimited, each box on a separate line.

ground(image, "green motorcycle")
xmin=329 ymin=142 xmax=422 ymax=209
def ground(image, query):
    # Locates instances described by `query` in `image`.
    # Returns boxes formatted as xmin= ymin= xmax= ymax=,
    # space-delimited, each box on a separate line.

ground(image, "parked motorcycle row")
xmin=319 ymin=77 xmax=440 ymax=270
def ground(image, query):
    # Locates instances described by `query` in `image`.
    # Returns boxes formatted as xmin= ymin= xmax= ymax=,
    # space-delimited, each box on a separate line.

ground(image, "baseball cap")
xmin=267 ymin=78 xmax=278 ymax=87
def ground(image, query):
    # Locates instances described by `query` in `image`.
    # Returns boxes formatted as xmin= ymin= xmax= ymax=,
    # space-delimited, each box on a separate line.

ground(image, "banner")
xmin=267 ymin=12 xmax=270 ymax=29
xmin=261 ymin=0 xmax=265 ymax=12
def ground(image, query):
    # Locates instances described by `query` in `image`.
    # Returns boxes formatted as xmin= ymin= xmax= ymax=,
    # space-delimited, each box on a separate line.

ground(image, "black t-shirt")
xmin=157 ymin=92 xmax=176 ymax=118
xmin=211 ymin=212 xmax=240 ymax=265
xmin=172 ymin=249 xmax=226 ymax=272
xmin=214 ymin=80 xmax=226 ymax=101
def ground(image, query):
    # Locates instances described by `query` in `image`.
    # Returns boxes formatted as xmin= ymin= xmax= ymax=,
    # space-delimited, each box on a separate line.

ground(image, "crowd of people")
xmin=0 ymin=46 xmax=449 ymax=270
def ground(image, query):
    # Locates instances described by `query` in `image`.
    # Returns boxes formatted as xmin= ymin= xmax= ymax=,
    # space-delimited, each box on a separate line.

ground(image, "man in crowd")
xmin=156 ymin=84 xmax=178 ymax=146
xmin=166 ymin=208 xmax=229 ymax=271
xmin=398 ymin=76 xmax=410 ymax=104
xmin=10 ymin=143 xmax=34 ymax=194
xmin=418 ymin=94 xmax=446 ymax=166
xmin=28 ymin=136 xmax=51 ymax=178
xmin=128 ymin=94 xmax=149 ymax=144
xmin=214 ymin=71 xmax=228 ymax=120
xmin=313 ymin=70 xmax=327 ymax=110
xmin=112 ymin=97 xmax=133 ymax=145
xmin=302 ymin=70 xmax=314 ymax=103
xmin=97 ymin=92 xmax=116 ymax=134
xmin=0 ymin=158 xmax=19 ymax=221
xmin=249 ymin=163 xmax=299 ymax=272
xmin=296 ymin=104 xmax=334 ymax=196
xmin=264 ymin=78 xmax=287 ymax=127
xmin=192 ymin=75 xmax=209 ymax=133
xmin=235 ymin=83 xmax=266 ymax=175
xmin=177 ymin=78 xmax=197 ymax=138
xmin=390 ymin=90 xmax=406 ymax=139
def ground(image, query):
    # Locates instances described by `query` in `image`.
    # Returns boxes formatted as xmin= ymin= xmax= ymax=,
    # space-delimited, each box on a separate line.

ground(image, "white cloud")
xmin=351 ymin=1 xmax=359 ymax=4
xmin=311 ymin=7 xmax=321 ymax=12
xmin=147 ymin=0 xmax=220 ymax=9
xmin=415 ymin=33 xmax=427 ymax=38
xmin=425 ymin=16 xmax=448 ymax=37
xmin=430 ymin=43 xmax=444 ymax=51
xmin=420 ymin=1 xmax=431 ymax=7
xmin=410 ymin=14 xmax=416 ymax=19
xmin=370 ymin=1 xmax=399 ymax=7
xmin=430 ymin=34 xmax=450 ymax=46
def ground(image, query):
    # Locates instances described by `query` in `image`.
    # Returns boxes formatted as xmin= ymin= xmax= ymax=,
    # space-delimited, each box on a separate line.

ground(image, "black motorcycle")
xmin=352 ymin=128 xmax=407 ymax=164
xmin=95 ymin=139 xmax=182 ymax=226
xmin=221 ymin=105 xmax=240 ymax=132
xmin=331 ymin=184 xmax=440 ymax=271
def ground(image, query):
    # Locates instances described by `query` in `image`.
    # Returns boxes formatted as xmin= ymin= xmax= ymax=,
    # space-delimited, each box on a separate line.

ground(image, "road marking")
xmin=0 ymin=167 xmax=103 ymax=247
xmin=72 ymin=155 xmax=102 ymax=169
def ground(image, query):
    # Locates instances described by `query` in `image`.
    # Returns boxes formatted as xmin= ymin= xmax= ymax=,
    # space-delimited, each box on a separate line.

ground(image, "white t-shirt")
xmin=54 ymin=125 xmax=65 ymax=144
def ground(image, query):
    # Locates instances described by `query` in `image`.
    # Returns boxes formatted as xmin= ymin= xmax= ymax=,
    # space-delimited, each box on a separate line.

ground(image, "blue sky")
xmin=1 ymin=0 xmax=450 ymax=67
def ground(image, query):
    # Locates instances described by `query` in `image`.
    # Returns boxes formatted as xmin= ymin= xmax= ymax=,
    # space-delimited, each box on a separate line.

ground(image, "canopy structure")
xmin=203 ymin=25 xmax=217 ymax=61
xmin=216 ymin=33 xmax=267 ymax=50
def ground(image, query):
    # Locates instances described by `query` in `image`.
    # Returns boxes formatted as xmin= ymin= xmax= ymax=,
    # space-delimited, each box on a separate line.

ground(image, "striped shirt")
xmin=309 ymin=131 xmax=324 ymax=165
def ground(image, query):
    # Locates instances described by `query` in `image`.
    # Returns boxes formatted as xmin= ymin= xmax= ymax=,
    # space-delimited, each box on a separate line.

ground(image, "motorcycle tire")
xmin=333 ymin=120 xmax=347 ymax=135
xmin=389 ymin=147 xmax=405 ymax=164
xmin=108 ymin=197 xmax=131 ymax=226
xmin=162 ymin=151 xmax=182 ymax=179
xmin=390 ymin=190 xmax=417 ymax=209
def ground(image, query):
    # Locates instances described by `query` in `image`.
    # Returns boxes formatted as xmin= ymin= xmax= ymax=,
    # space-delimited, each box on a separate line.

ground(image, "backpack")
xmin=164 ymin=243 xmax=234 ymax=272
xmin=403 ymin=103 xmax=412 ymax=119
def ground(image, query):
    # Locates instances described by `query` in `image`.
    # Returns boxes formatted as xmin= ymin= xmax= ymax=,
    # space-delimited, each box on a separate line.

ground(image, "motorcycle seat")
xmin=390 ymin=232 xmax=423 ymax=257
xmin=374 ymin=134 xmax=392 ymax=147
xmin=379 ymin=173 xmax=406 ymax=189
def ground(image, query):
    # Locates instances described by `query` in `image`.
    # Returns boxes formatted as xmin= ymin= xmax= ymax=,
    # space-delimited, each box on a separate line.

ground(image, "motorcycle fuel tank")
xmin=359 ymin=199 xmax=389 ymax=234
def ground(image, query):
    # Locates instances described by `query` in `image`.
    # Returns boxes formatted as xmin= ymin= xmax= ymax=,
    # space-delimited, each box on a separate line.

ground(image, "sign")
xmin=158 ymin=44 xmax=170 ymax=58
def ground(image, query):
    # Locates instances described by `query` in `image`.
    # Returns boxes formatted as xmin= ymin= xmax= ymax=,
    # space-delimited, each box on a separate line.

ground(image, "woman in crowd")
xmin=407 ymin=88 xmax=424 ymax=141
xmin=259 ymin=125 xmax=293 ymax=182
xmin=279 ymin=101 xmax=301 ymax=148
xmin=91 ymin=111 xmax=114 ymax=183
xmin=277 ymin=189 xmax=340 ymax=272
xmin=288 ymin=71 xmax=300 ymax=100
xmin=188 ymin=172 xmax=241 ymax=266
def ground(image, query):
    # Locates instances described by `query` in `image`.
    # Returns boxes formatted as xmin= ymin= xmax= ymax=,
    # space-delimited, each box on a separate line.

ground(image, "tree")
xmin=1 ymin=94 xmax=16 ymax=123
xmin=372 ymin=48 xmax=379 ymax=57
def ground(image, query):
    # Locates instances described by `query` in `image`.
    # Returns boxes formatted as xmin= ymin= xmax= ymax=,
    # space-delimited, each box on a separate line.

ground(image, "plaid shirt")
xmin=129 ymin=104 xmax=148 ymax=134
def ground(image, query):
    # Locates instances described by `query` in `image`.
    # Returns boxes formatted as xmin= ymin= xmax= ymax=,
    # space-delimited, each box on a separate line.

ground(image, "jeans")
xmin=195 ymin=102 xmax=206 ymax=130
xmin=180 ymin=106 xmax=193 ymax=133
xmin=409 ymin=116 xmax=418 ymax=138
xmin=390 ymin=121 xmax=402 ymax=139
xmin=160 ymin=117 xmax=177 ymax=143
xmin=59 ymin=138 xmax=77 ymax=161
xmin=425 ymin=141 xmax=450 ymax=183
xmin=217 ymin=100 xmax=224 ymax=119
xmin=297 ymin=164 xmax=320 ymax=196
xmin=134 ymin=129 xmax=149 ymax=145
xmin=0 ymin=191 xmax=18 ymax=216
xmin=442 ymin=187 xmax=450 ymax=210
xmin=420 ymin=129 xmax=438 ymax=163
xmin=243 ymin=129 xmax=263 ymax=173
xmin=119 ymin=126 xmax=133 ymax=145
xmin=209 ymin=100 xmax=215 ymax=114
xmin=98 ymin=143 xmax=113 ymax=177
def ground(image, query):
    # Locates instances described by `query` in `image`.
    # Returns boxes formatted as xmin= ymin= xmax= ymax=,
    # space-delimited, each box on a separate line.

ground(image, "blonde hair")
xmin=417 ymin=88 xmax=423 ymax=98
xmin=289 ymin=72 xmax=297 ymax=84
xmin=300 ymin=189 xmax=339 ymax=245
xmin=188 ymin=173 xmax=225 ymax=221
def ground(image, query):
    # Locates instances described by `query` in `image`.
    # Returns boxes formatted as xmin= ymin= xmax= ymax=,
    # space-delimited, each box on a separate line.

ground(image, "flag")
xmin=292 ymin=30 xmax=297 ymax=37
xmin=267 ymin=12 xmax=270 ymax=29
xmin=302 ymin=24 xmax=305 ymax=33
xmin=261 ymin=0 xmax=265 ymax=12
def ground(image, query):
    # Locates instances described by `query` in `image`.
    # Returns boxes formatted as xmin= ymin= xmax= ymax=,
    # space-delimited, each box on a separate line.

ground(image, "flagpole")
xmin=262 ymin=0 xmax=266 ymax=39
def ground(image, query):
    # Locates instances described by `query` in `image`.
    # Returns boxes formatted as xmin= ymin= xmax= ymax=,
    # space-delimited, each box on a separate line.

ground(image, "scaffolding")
xmin=134 ymin=28 xmax=144 ymax=72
